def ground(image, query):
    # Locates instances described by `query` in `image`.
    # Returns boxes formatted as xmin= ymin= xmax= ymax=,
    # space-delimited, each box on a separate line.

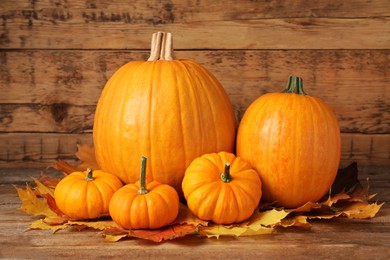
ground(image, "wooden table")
xmin=1 ymin=167 xmax=389 ymax=259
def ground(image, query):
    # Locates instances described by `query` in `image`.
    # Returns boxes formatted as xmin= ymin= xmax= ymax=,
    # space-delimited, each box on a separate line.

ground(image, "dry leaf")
xmin=38 ymin=171 xmax=61 ymax=188
xmin=15 ymin=183 xmax=57 ymax=218
xmin=75 ymin=144 xmax=100 ymax=171
xmin=29 ymin=219 xmax=69 ymax=233
xmin=16 ymin=158 xmax=384 ymax=242
xmin=174 ymin=204 xmax=209 ymax=227
xmin=51 ymin=160 xmax=78 ymax=175
xmin=280 ymin=215 xmax=311 ymax=228
xmin=198 ymin=209 xmax=289 ymax=239
xmin=102 ymin=224 xmax=198 ymax=242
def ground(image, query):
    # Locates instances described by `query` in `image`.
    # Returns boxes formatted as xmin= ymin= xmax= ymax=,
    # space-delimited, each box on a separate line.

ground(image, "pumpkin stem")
xmin=284 ymin=76 xmax=306 ymax=95
xmin=221 ymin=163 xmax=232 ymax=183
xmin=85 ymin=168 xmax=95 ymax=181
xmin=148 ymin=31 xmax=174 ymax=61
xmin=138 ymin=156 xmax=149 ymax=195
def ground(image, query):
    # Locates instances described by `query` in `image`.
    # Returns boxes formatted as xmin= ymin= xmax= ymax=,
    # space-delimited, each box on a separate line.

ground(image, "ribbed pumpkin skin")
xmin=109 ymin=181 xmax=180 ymax=229
xmin=93 ymin=60 xmax=236 ymax=196
xmin=182 ymin=152 xmax=262 ymax=224
xmin=237 ymin=91 xmax=340 ymax=208
xmin=54 ymin=170 xmax=123 ymax=220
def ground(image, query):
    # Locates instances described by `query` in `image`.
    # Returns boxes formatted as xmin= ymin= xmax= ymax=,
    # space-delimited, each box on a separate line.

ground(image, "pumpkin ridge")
xmin=184 ymin=62 xmax=221 ymax=149
xmin=176 ymin=61 xmax=204 ymax=160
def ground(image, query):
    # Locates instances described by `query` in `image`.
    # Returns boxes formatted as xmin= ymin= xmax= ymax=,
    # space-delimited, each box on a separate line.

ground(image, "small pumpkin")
xmin=93 ymin=32 xmax=236 ymax=198
xmin=236 ymin=76 xmax=340 ymax=208
xmin=109 ymin=156 xmax=180 ymax=229
xmin=182 ymin=152 xmax=262 ymax=224
xmin=54 ymin=168 xmax=123 ymax=220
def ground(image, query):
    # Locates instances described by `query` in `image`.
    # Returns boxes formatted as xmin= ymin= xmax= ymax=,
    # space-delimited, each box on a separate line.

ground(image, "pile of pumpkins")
xmin=54 ymin=32 xmax=340 ymax=229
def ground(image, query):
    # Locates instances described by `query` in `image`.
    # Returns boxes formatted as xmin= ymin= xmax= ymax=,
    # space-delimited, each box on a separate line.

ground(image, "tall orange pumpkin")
xmin=93 ymin=32 xmax=236 ymax=197
xmin=237 ymin=76 xmax=340 ymax=208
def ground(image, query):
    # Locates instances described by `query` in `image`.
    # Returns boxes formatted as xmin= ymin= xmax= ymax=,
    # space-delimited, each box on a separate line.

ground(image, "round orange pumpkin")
xmin=182 ymin=152 xmax=262 ymax=224
xmin=54 ymin=168 xmax=123 ymax=220
xmin=93 ymin=32 xmax=236 ymax=198
xmin=109 ymin=156 xmax=180 ymax=229
xmin=237 ymin=76 xmax=340 ymax=208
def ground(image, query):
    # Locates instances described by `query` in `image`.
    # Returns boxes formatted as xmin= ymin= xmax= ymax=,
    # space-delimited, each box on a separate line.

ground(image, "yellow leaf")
xmin=280 ymin=215 xmax=311 ymax=228
xmin=198 ymin=224 xmax=273 ymax=239
xmin=33 ymin=179 xmax=55 ymax=197
xmin=68 ymin=219 xmax=120 ymax=231
xmin=342 ymin=202 xmax=384 ymax=219
xmin=29 ymin=218 xmax=69 ymax=233
xmin=174 ymin=204 xmax=209 ymax=227
xmin=15 ymin=184 xmax=57 ymax=218
xmin=248 ymin=209 xmax=290 ymax=227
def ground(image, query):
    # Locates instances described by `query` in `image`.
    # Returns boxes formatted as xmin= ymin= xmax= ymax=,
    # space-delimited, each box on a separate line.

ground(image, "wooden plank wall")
xmin=0 ymin=0 xmax=389 ymax=168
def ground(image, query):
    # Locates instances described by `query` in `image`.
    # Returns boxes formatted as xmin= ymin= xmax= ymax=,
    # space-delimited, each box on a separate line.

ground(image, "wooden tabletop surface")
xmin=1 ymin=167 xmax=389 ymax=259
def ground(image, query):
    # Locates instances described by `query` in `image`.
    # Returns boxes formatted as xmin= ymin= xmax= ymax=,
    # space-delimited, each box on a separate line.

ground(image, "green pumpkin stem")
xmin=85 ymin=168 xmax=95 ymax=181
xmin=221 ymin=163 xmax=232 ymax=183
xmin=284 ymin=76 xmax=306 ymax=95
xmin=138 ymin=156 xmax=149 ymax=195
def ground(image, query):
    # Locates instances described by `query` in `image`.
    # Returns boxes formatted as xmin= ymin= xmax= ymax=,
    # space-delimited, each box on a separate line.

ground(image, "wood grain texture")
xmin=1 ymin=0 xmax=389 ymax=49
xmin=0 ymin=0 xmax=389 ymax=168
xmin=0 ymin=167 xmax=389 ymax=259
xmin=0 ymin=133 xmax=388 ymax=168
xmin=1 ymin=50 xmax=389 ymax=134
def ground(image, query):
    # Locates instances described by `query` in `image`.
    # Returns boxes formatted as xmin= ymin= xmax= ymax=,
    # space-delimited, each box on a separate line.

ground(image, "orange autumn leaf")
xmin=38 ymin=171 xmax=61 ymax=188
xmin=75 ymin=144 xmax=99 ymax=171
xmin=16 ymin=161 xmax=384 ymax=242
xmin=102 ymin=224 xmax=198 ymax=242
xmin=51 ymin=160 xmax=78 ymax=175
xmin=15 ymin=183 xmax=57 ymax=218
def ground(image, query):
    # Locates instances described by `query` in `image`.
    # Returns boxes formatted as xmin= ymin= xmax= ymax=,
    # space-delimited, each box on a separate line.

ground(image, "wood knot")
xmin=51 ymin=103 xmax=69 ymax=123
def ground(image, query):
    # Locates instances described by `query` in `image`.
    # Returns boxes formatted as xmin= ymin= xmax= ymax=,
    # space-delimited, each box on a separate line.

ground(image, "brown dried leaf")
xmin=129 ymin=224 xmax=197 ymax=242
xmin=51 ymin=160 xmax=78 ymax=175
xmin=38 ymin=171 xmax=61 ymax=188
xmin=75 ymin=144 xmax=100 ymax=171
xmin=330 ymin=162 xmax=361 ymax=196
xmin=102 ymin=224 xmax=198 ymax=242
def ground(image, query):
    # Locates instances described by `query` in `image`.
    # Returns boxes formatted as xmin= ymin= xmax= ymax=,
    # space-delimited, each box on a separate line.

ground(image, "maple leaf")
xmin=38 ymin=171 xmax=61 ymax=188
xmin=29 ymin=218 xmax=69 ymax=233
xmin=102 ymin=224 xmax=198 ymax=242
xmin=16 ymin=160 xmax=384 ymax=242
xmin=174 ymin=204 xmax=209 ymax=227
xmin=75 ymin=144 xmax=100 ymax=171
xmin=198 ymin=209 xmax=290 ymax=239
xmin=15 ymin=183 xmax=57 ymax=218
xmin=51 ymin=160 xmax=78 ymax=175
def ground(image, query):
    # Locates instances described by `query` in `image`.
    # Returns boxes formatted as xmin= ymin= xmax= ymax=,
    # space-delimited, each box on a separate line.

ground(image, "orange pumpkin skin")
xmin=93 ymin=33 xmax=236 ymax=197
xmin=182 ymin=152 xmax=262 ymax=224
xmin=109 ymin=180 xmax=179 ymax=229
xmin=54 ymin=169 xmax=123 ymax=220
xmin=236 ymin=76 xmax=340 ymax=208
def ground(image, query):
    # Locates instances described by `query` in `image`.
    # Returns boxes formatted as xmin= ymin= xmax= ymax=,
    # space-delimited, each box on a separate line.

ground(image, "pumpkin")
xmin=182 ymin=152 xmax=262 ymax=224
xmin=93 ymin=32 xmax=236 ymax=198
xmin=236 ymin=76 xmax=340 ymax=208
xmin=54 ymin=168 xmax=123 ymax=220
xmin=109 ymin=156 xmax=180 ymax=229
